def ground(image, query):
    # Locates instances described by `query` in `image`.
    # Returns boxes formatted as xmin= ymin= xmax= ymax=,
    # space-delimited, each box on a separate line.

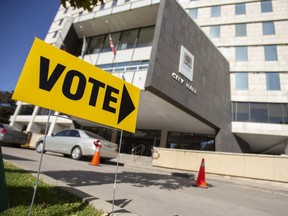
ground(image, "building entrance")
xmin=119 ymin=130 xmax=161 ymax=157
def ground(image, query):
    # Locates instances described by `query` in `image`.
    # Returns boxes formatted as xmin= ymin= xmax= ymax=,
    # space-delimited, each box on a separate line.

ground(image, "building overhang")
xmin=232 ymin=122 xmax=288 ymax=154
xmin=73 ymin=1 xmax=160 ymax=38
xmin=70 ymin=90 xmax=215 ymax=135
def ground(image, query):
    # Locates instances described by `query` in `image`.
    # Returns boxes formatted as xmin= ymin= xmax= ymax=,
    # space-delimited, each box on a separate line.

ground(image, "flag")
xmin=81 ymin=36 xmax=87 ymax=59
xmin=108 ymin=33 xmax=117 ymax=56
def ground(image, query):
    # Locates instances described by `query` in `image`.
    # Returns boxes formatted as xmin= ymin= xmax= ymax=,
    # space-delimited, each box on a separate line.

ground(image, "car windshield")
xmin=84 ymin=131 xmax=106 ymax=140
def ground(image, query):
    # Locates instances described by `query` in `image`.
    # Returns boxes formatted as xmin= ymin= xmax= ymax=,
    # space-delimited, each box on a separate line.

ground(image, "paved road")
xmin=2 ymin=146 xmax=288 ymax=216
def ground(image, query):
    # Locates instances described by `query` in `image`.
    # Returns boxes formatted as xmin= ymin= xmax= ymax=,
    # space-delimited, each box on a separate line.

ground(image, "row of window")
xmin=209 ymin=21 xmax=275 ymax=38
xmin=98 ymin=60 xmax=149 ymax=73
xmin=235 ymin=72 xmax=281 ymax=90
xmin=17 ymin=102 xmax=288 ymax=125
xmin=188 ymin=0 xmax=273 ymax=19
xmin=167 ymin=131 xmax=215 ymax=151
xmin=18 ymin=106 xmax=55 ymax=116
xmin=84 ymin=26 xmax=154 ymax=55
xmin=232 ymin=102 xmax=288 ymax=124
xmin=235 ymin=45 xmax=278 ymax=62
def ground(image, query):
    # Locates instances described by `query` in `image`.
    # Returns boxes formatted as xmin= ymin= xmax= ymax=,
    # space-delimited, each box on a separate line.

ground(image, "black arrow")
xmin=118 ymin=84 xmax=135 ymax=124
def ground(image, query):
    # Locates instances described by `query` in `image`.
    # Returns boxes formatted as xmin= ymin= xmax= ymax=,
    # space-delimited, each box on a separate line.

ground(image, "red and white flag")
xmin=108 ymin=33 xmax=116 ymax=56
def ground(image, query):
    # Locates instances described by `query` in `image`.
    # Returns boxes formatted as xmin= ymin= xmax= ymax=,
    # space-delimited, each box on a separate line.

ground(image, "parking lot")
xmin=2 ymin=146 xmax=288 ymax=216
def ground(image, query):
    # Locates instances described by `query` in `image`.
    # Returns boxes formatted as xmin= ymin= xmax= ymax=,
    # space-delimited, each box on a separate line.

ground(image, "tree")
xmin=0 ymin=91 xmax=16 ymax=124
xmin=61 ymin=0 xmax=105 ymax=12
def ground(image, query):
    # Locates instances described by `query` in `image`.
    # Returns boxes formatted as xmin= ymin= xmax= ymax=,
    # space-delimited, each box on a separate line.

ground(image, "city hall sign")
xmin=171 ymin=45 xmax=197 ymax=95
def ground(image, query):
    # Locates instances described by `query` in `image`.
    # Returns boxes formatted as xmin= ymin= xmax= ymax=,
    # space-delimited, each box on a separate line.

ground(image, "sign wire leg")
xmin=111 ymin=130 xmax=123 ymax=215
xmin=28 ymin=110 xmax=52 ymax=216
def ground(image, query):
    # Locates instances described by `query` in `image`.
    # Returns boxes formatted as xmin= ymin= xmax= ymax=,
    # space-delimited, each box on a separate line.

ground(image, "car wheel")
xmin=71 ymin=146 xmax=82 ymax=160
xmin=36 ymin=141 xmax=45 ymax=153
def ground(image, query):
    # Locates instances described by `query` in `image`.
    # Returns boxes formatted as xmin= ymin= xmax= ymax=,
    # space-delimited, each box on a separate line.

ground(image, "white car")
xmin=35 ymin=129 xmax=118 ymax=160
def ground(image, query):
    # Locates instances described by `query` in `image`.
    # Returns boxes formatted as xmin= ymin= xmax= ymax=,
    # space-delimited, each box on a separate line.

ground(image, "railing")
xmin=131 ymin=144 xmax=145 ymax=161
xmin=100 ymin=63 xmax=149 ymax=73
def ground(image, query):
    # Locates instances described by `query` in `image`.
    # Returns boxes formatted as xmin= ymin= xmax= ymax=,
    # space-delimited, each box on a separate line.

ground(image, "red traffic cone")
xmin=194 ymin=158 xmax=208 ymax=188
xmin=89 ymin=148 xmax=100 ymax=166
xmin=89 ymin=140 xmax=102 ymax=166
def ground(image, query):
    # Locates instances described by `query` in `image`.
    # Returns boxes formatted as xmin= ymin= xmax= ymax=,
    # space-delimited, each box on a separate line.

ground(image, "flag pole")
xmin=105 ymin=20 xmax=125 ymax=81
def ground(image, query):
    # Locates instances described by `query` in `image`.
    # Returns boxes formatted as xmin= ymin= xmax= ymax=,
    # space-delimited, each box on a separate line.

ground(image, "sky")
xmin=0 ymin=0 xmax=60 ymax=92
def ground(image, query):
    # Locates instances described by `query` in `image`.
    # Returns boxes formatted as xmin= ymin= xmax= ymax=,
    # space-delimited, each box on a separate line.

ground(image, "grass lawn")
xmin=1 ymin=161 xmax=103 ymax=216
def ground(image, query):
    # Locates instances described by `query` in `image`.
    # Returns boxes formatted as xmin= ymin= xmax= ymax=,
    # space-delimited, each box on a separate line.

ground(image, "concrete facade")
xmin=179 ymin=0 xmax=288 ymax=154
xmin=146 ymin=0 xmax=240 ymax=152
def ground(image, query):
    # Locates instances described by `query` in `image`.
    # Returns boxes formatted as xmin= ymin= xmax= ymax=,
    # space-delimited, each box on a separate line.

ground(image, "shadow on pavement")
xmin=42 ymin=169 xmax=200 ymax=190
xmin=2 ymin=153 xmax=37 ymax=162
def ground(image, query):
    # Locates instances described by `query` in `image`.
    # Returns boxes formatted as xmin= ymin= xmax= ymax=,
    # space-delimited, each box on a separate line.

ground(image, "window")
xmin=38 ymin=108 xmax=54 ymax=116
xmin=266 ymin=73 xmax=280 ymax=90
xmin=235 ymin=3 xmax=246 ymax=15
xmin=233 ymin=102 xmax=249 ymax=121
xmin=269 ymin=104 xmax=283 ymax=123
xmin=233 ymin=102 xmax=288 ymax=124
xmin=167 ymin=132 xmax=215 ymax=151
xmin=250 ymin=103 xmax=268 ymax=123
xmin=98 ymin=60 xmax=149 ymax=72
xmin=100 ymin=3 xmax=105 ymax=10
xmin=55 ymin=130 xmax=70 ymax=137
xmin=209 ymin=26 xmax=220 ymax=38
xmin=52 ymin=31 xmax=58 ymax=38
xmin=235 ymin=24 xmax=247 ymax=37
xmin=236 ymin=47 xmax=248 ymax=61
xmin=211 ymin=6 xmax=221 ymax=17
xmin=262 ymin=22 xmax=275 ymax=35
xmin=112 ymin=0 xmax=117 ymax=6
xmin=102 ymin=32 xmax=120 ymax=52
xmin=188 ymin=8 xmax=198 ymax=19
xmin=19 ymin=105 xmax=34 ymax=115
xmin=261 ymin=0 xmax=273 ymax=12
xmin=235 ymin=73 xmax=248 ymax=90
xmin=118 ymin=29 xmax=138 ymax=50
xmin=58 ymin=19 xmax=63 ymax=25
xmin=283 ymin=105 xmax=288 ymax=124
xmin=264 ymin=45 xmax=278 ymax=61
xmin=68 ymin=130 xmax=80 ymax=137
xmin=63 ymin=7 xmax=69 ymax=14
xmin=136 ymin=27 xmax=154 ymax=48
xmin=87 ymin=36 xmax=105 ymax=54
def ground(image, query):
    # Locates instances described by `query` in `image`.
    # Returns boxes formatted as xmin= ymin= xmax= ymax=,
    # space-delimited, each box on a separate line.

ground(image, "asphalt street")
xmin=2 ymin=146 xmax=288 ymax=216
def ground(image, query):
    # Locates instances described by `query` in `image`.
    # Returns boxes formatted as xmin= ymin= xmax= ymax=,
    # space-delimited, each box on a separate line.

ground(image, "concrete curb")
xmin=33 ymin=173 xmax=138 ymax=216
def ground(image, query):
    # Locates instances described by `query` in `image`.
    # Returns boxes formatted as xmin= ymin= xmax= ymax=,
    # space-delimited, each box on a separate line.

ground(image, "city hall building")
xmin=10 ymin=0 xmax=288 ymax=155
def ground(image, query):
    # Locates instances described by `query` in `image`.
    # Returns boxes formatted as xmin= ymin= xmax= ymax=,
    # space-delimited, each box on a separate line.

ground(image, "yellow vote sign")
xmin=13 ymin=38 xmax=140 ymax=133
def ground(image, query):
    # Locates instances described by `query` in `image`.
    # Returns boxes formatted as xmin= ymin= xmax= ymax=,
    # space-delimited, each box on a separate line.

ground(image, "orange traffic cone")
xmin=194 ymin=158 xmax=208 ymax=188
xmin=89 ymin=148 xmax=100 ymax=166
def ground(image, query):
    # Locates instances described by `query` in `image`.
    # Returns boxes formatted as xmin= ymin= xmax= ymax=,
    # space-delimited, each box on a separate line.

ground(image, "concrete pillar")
xmin=26 ymin=106 xmax=39 ymax=132
xmin=9 ymin=101 xmax=22 ymax=127
xmin=159 ymin=130 xmax=168 ymax=148
xmin=48 ymin=111 xmax=59 ymax=135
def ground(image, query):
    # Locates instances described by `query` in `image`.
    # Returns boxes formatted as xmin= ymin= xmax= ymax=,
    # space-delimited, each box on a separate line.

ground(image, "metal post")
xmin=111 ymin=130 xmax=123 ymax=215
xmin=28 ymin=110 xmax=52 ymax=215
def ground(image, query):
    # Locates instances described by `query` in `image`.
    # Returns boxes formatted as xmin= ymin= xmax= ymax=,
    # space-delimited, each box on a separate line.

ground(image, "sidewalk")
xmin=23 ymin=154 xmax=288 ymax=214
xmin=3 ymin=148 xmax=288 ymax=216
